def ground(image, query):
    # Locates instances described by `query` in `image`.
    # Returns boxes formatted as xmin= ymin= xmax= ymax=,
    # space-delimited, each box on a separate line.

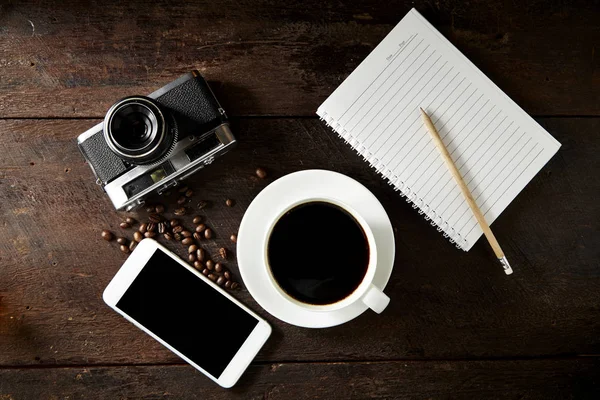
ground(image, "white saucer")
xmin=237 ymin=170 xmax=395 ymax=328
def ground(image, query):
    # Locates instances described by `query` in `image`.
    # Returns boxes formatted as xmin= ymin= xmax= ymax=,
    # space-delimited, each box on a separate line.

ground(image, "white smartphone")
xmin=102 ymin=238 xmax=271 ymax=388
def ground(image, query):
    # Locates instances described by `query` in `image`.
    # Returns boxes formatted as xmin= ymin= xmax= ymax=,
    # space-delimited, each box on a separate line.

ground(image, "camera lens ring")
xmin=104 ymin=96 xmax=177 ymax=165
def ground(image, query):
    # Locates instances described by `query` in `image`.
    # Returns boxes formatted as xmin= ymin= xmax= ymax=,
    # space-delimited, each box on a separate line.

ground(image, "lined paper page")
xmin=317 ymin=9 xmax=560 ymax=251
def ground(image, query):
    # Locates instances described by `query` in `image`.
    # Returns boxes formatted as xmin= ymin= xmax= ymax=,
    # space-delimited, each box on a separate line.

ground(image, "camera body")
xmin=77 ymin=71 xmax=236 ymax=211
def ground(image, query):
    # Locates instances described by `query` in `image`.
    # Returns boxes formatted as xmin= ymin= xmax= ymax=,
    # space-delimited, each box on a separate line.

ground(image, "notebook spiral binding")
xmin=320 ymin=112 xmax=469 ymax=251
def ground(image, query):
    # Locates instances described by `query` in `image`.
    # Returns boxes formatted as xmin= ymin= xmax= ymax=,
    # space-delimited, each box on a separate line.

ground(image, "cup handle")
xmin=361 ymin=284 xmax=390 ymax=314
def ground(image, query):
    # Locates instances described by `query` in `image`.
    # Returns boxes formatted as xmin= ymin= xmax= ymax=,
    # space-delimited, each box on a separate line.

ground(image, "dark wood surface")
xmin=1 ymin=0 xmax=599 ymax=398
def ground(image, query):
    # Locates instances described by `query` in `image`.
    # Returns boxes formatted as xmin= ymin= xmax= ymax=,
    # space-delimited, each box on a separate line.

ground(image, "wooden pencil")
xmin=420 ymin=107 xmax=513 ymax=275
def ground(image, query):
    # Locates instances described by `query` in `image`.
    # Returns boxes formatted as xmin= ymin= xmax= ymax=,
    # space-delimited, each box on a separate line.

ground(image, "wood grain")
xmin=0 ymin=0 xmax=598 ymax=117
xmin=1 ymin=117 xmax=598 ymax=366
xmin=1 ymin=359 xmax=598 ymax=399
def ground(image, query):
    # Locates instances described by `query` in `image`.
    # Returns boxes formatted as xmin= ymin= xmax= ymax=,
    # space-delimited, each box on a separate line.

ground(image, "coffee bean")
xmin=219 ymin=247 xmax=227 ymax=260
xmin=202 ymin=268 xmax=209 ymax=276
xmin=216 ymin=276 xmax=225 ymax=286
xmin=193 ymin=261 xmax=203 ymax=270
xmin=148 ymin=213 xmax=162 ymax=223
xmin=214 ymin=262 xmax=223 ymax=273
xmin=178 ymin=185 xmax=189 ymax=193
xmin=133 ymin=231 xmax=143 ymax=242
xmin=117 ymin=237 xmax=127 ymax=245
xmin=129 ymin=240 xmax=137 ymax=251
xmin=208 ymin=273 xmax=217 ymax=281
xmin=177 ymin=196 xmax=187 ymax=205
xmin=139 ymin=223 xmax=148 ymax=234
xmin=224 ymin=271 xmax=231 ymax=280
xmin=120 ymin=244 xmax=130 ymax=254
xmin=196 ymin=248 xmax=205 ymax=261
xmin=204 ymin=228 xmax=213 ymax=239
xmin=170 ymin=219 xmax=180 ymax=228
xmin=185 ymin=189 xmax=194 ymax=198
xmin=225 ymin=199 xmax=234 ymax=207
xmin=125 ymin=216 xmax=136 ymax=225
xmin=155 ymin=204 xmax=165 ymax=214
xmin=256 ymin=167 xmax=267 ymax=179
xmin=192 ymin=216 xmax=202 ymax=224
xmin=225 ymin=280 xmax=232 ymax=289
xmin=231 ymin=282 xmax=239 ymax=290
xmin=172 ymin=225 xmax=183 ymax=234
xmin=164 ymin=233 xmax=173 ymax=241
xmin=158 ymin=222 xmax=166 ymax=234
xmin=193 ymin=232 xmax=202 ymax=241
xmin=147 ymin=222 xmax=156 ymax=232
xmin=182 ymin=237 xmax=193 ymax=245
xmin=195 ymin=224 xmax=206 ymax=233
xmin=188 ymin=253 xmax=196 ymax=263
xmin=145 ymin=205 xmax=155 ymax=213
xmin=144 ymin=231 xmax=157 ymax=238
xmin=174 ymin=233 xmax=183 ymax=241
xmin=230 ymin=234 xmax=237 ymax=243
xmin=206 ymin=260 xmax=214 ymax=270
xmin=101 ymin=230 xmax=114 ymax=241
xmin=119 ymin=221 xmax=130 ymax=229
xmin=174 ymin=207 xmax=186 ymax=216
xmin=197 ymin=200 xmax=209 ymax=210
xmin=181 ymin=230 xmax=192 ymax=238
xmin=188 ymin=244 xmax=198 ymax=254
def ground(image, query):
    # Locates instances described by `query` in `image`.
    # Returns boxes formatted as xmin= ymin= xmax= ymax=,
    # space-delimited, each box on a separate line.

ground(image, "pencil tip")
xmin=419 ymin=107 xmax=425 ymax=113
xmin=499 ymin=256 xmax=513 ymax=275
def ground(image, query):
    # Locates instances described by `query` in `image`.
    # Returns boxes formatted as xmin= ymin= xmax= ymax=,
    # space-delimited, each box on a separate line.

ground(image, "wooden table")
xmin=1 ymin=1 xmax=599 ymax=398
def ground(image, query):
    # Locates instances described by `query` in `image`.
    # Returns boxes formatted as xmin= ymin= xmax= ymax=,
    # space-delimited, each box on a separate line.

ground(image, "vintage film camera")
xmin=77 ymin=71 xmax=236 ymax=210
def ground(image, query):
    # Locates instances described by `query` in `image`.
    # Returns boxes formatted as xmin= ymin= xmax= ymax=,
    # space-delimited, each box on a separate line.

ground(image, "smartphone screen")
xmin=115 ymin=248 xmax=259 ymax=378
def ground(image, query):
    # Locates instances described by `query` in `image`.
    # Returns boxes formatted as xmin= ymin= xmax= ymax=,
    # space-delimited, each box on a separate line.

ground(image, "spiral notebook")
xmin=317 ymin=8 xmax=561 ymax=251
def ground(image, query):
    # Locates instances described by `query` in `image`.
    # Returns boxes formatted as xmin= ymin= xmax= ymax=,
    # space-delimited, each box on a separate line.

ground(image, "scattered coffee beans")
xmin=172 ymin=225 xmax=183 ymax=234
xmin=225 ymin=199 xmax=234 ymax=207
xmin=117 ymin=237 xmax=127 ymax=245
xmin=197 ymin=200 xmax=209 ymax=210
xmin=230 ymin=234 xmax=237 ymax=243
xmin=119 ymin=221 xmax=130 ymax=229
xmin=181 ymin=230 xmax=192 ymax=238
xmin=174 ymin=233 xmax=183 ymax=241
xmin=147 ymin=222 xmax=156 ymax=232
xmin=170 ymin=219 xmax=180 ymax=227
xmin=188 ymin=244 xmax=198 ymax=254
xmin=206 ymin=260 xmax=214 ymax=270
xmin=214 ymin=262 xmax=223 ymax=273
xmin=182 ymin=237 xmax=193 ymax=245
xmin=177 ymin=196 xmax=187 ymax=205
xmin=125 ymin=217 xmax=136 ymax=225
xmin=164 ymin=233 xmax=173 ymax=241
xmin=256 ymin=167 xmax=267 ymax=179
xmin=188 ymin=253 xmax=196 ymax=263
xmin=225 ymin=280 xmax=232 ymax=289
xmin=185 ymin=189 xmax=194 ymax=198
xmin=223 ymin=271 xmax=231 ymax=280
xmin=158 ymin=222 xmax=166 ymax=234
xmin=195 ymin=224 xmax=206 ymax=233
xmin=101 ymin=230 xmax=114 ymax=241
xmin=155 ymin=204 xmax=165 ymax=214
xmin=193 ymin=232 xmax=202 ymax=241
xmin=133 ymin=231 xmax=143 ymax=242
xmin=196 ymin=248 xmax=205 ymax=261
xmin=219 ymin=247 xmax=227 ymax=260
xmin=231 ymin=282 xmax=239 ymax=290
xmin=139 ymin=223 xmax=148 ymax=234
xmin=216 ymin=276 xmax=225 ymax=286
xmin=178 ymin=185 xmax=189 ymax=193
xmin=202 ymin=268 xmax=209 ymax=276
xmin=174 ymin=207 xmax=186 ymax=216
xmin=144 ymin=231 xmax=157 ymax=238
xmin=145 ymin=205 xmax=155 ymax=213
xmin=204 ymin=228 xmax=213 ymax=239
xmin=193 ymin=261 xmax=203 ymax=270
xmin=129 ymin=241 xmax=137 ymax=251
xmin=192 ymin=216 xmax=202 ymax=224
xmin=120 ymin=244 xmax=129 ymax=253
xmin=208 ymin=273 xmax=217 ymax=281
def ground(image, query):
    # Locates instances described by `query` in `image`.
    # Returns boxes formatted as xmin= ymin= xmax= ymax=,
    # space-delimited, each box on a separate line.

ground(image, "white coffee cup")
xmin=262 ymin=197 xmax=390 ymax=314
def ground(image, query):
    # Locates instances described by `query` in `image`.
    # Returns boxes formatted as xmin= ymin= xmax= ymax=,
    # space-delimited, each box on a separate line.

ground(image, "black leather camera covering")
xmin=78 ymin=130 xmax=129 ymax=183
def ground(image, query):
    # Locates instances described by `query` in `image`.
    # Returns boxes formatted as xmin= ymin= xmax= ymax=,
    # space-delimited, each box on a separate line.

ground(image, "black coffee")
xmin=267 ymin=201 xmax=369 ymax=305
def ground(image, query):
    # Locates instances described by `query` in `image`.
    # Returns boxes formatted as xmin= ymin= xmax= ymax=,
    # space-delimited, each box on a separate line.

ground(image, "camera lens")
xmin=104 ymin=96 xmax=177 ymax=165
